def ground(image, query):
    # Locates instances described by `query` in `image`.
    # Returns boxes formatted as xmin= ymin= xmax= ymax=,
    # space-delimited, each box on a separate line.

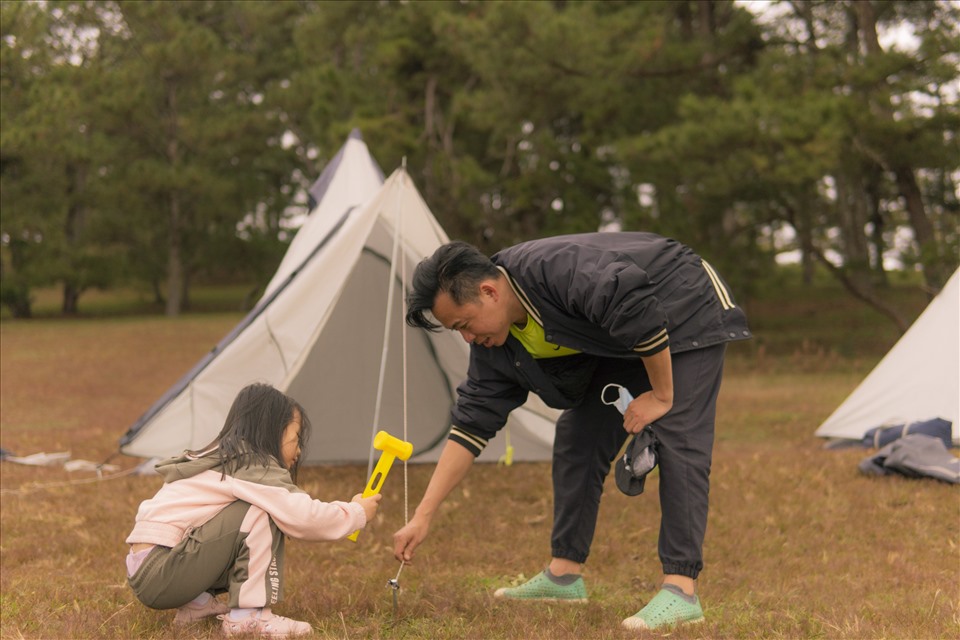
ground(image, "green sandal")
xmin=493 ymin=571 xmax=588 ymax=603
xmin=621 ymin=588 xmax=705 ymax=630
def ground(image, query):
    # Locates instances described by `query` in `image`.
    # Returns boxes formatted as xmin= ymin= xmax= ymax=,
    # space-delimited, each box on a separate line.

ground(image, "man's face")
xmin=432 ymin=281 xmax=512 ymax=348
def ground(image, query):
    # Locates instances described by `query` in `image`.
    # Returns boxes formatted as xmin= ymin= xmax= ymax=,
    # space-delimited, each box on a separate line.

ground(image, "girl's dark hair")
xmin=194 ymin=383 xmax=311 ymax=481
xmin=406 ymin=240 xmax=499 ymax=331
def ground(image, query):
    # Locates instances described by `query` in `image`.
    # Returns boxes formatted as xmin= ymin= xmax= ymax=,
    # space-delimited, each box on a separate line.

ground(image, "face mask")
xmin=601 ymin=383 xmax=634 ymax=415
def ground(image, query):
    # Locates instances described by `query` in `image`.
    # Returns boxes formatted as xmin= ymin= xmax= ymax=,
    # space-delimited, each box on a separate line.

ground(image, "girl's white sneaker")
xmin=219 ymin=610 xmax=312 ymax=638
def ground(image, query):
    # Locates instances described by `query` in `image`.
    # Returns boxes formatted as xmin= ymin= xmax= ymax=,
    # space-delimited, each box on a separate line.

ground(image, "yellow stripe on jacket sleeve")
xmin=633 ymin=328 xmax=669 ymax=356
xmin=702 ymin=260 xmax=734 ymax=310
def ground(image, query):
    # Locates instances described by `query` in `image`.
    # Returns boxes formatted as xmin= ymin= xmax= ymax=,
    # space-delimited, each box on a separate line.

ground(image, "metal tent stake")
xmin=387 ymin=561 xmax=405 ymax=618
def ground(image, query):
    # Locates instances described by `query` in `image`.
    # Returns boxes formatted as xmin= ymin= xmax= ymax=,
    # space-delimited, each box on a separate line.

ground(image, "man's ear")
xmin=479 ymin=280 xmax=499 ymax=301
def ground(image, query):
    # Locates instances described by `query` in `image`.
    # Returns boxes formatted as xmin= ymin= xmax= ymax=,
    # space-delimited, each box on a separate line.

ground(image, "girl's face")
xmin=280 ymin=409 xmax=303 ymax=469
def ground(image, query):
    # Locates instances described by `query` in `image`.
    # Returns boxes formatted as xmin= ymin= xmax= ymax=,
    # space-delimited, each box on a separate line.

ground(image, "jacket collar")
xmin=497 ymin=266 xmax=543 ymax=326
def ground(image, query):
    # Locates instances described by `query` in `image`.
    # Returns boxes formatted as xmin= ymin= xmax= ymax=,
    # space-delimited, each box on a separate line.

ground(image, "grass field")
xmin=1 ymin=283 xmax=958 ymax=639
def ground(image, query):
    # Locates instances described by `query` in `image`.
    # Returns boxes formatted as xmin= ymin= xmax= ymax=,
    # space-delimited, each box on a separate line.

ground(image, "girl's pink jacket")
xmin=126 ymin=448 xmax=366 ymax=548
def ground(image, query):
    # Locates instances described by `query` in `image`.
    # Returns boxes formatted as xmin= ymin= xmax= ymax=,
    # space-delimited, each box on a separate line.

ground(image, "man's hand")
xmin=623 ymin=390 xmax=672 ymax=434
xmin=625 ymin=348 xmax=674 ymax=433
xmin=390 ymin=440 xmax=474 ymax=564
xmin=393 ymin=514 xmax=430 ymax=564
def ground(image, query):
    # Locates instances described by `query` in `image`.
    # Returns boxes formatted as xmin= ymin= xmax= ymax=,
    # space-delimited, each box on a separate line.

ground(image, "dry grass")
xmin=2 ymin=304 xmax=959 ymax=639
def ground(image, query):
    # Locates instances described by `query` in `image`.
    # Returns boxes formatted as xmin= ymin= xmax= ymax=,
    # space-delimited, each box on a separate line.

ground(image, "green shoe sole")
xmin=493 ymin=571 xmax=588 ymax=603
xmin=621 ymin=588 xmax=704 ymax=630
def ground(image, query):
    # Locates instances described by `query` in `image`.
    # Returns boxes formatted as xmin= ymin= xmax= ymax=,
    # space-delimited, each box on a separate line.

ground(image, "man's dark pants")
xmin=550 ymin=344 xmax=725 ymax=579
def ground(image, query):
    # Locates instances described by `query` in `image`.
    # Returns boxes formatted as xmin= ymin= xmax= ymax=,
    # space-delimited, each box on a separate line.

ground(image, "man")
xmin=392 ymin=232 xmax=750 ymax=630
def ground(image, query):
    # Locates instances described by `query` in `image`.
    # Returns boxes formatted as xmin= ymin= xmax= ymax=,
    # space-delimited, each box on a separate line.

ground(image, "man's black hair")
xmin=406 ymin=241 xmax=499 ymax=331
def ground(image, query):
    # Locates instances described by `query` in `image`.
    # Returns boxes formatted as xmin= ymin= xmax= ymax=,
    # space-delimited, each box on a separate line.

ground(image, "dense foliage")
xmin=1 ymin=0 xmax=957 ymax=318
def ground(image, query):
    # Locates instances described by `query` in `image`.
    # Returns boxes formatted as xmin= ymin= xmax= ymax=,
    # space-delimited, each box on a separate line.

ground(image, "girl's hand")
xmin=352 ymin=493 xmax=382 ymax=523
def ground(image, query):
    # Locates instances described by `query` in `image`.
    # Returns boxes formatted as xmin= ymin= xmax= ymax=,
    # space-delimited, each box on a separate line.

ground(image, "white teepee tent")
xmin=815 ymin=268 xmax=960 ymax=445
xmin=119 ymin=131 xmax=557 ymax=464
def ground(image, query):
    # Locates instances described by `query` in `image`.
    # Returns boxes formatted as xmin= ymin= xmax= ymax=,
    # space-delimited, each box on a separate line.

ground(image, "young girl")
xmin=125 ymin=383 xmax=381 ymax=638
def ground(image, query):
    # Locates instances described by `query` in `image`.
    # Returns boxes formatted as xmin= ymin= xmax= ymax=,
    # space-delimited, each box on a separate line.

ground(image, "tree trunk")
xmin=152 ymin=277 xmax=165 ymax=306
xmin=894 ymin=165 xmax=947 ymax=287
xmin=853 ymin=0 xmax=946 ymax=292
xmin=798 ymin=223 xmax=815 ymax=285
xmin=865 ymin=166 xmax=888 ymax=285
xmin=422 ymin=73 xmax=438 ymax=207
xmin=12 ymin=299 xmax=32 ymax=318
xmin=2 ymin=242 xmax=33 ymax=318
xmin=164 ymin=82 xmax=183 ymax=317
xmin=62 ymin=161 xmax=87 ymax=316
xmin=62 ymin=283 xmax=80 ymax=315
xmin=165 ymin=189 xmax=183 ymax=317
xmin=834 ymin=170 xmax=873 ymax=290
xmin=3 ymin=285 xmax=32 ymax=318
xmin=181 ymin=270 xmax=191 ymax=312
xmin=789 ymin=194 xmax=817 ymax=286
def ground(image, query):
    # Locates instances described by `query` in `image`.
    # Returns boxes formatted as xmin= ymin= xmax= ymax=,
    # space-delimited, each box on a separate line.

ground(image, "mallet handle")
xmin=346 ymin=452 xmax=397 ymax=542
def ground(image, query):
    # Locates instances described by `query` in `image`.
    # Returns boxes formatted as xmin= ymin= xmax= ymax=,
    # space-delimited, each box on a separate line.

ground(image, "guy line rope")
xmin=364 ymin=165 xmax=412 ymax=608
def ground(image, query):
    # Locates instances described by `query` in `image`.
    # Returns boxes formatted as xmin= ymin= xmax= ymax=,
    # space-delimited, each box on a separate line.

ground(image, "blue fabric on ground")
xmin=860 ymin=417 xmax=953 ymax=449
xmin=859 ymin=434 xmax=960 ymax=484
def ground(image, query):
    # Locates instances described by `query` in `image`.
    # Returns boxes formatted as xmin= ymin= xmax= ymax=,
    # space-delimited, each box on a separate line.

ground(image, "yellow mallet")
xmin=347 ymin=430 xmax=414 ymax=542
